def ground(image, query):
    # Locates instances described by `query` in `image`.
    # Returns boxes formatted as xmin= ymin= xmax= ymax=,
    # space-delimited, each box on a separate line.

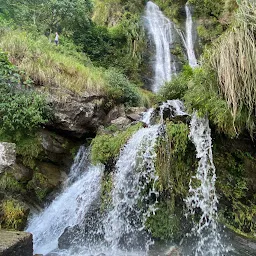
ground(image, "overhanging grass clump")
xmin=209 ymin=0 xmax=256 ymax=136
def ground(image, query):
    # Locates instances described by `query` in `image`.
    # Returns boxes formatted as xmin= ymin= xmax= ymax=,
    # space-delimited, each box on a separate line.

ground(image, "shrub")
xmin=158 ymin=65 xmax=193 ymax=101
xmin=104 ymin=68 xmax=141 ymax=107
xmin=1 ymin=199 xmax=27 ymax=230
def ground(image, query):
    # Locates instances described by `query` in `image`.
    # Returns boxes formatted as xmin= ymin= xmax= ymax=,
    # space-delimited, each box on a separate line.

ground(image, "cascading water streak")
xmin=144 ymin=1 xmax=177 ymax=92
xmin=185 ymin=115 xmax=223 ymax=256
xmin=103 ymin=124 xmax=160 ymax=253
xmin=26 ymin=147 xmax=104 ymax=255
xmin=185 ymin=3 xmax=198 ymax=68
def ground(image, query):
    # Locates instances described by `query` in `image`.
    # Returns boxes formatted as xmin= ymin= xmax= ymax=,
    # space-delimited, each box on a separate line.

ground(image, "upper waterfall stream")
xmin=185 ymin=3 xmax=198 ymax=68
xmin=144 ymin=1 xmax=177 ymax=92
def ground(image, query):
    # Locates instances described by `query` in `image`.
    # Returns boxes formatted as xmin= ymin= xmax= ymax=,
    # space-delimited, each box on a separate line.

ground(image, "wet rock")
xmin=0 ymin=230 xmax=33 ymax=256
xmin=58 ymin=204 xmax=102 ymax=249
xmin=226 ymin=228 xmax=256 ymax=255
xmin=0 ymin=143 xmax=16 ymax=173
xmin=40 ymin=130 xmax=69 ymax=154
xmin=126 ymin=107 xmax=147 ymax=115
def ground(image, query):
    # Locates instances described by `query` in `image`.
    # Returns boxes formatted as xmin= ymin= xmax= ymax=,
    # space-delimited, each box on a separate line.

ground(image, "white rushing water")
xmin=104 ymin=124 xmax=160 ymax=253
xmin=26 ymin=147 xmax=103 ymax=255
xmin=144 ymin=1 xmax=177 ymax=92
xmin=185 ymin=115 xmax=224 ymax=256
xmin=185 ymin=3 xmax=198 ymax=68
xmin=159 ymin=99 xmax=187 ymax=123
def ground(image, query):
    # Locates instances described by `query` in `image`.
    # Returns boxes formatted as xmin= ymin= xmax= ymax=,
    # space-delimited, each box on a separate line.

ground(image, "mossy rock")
xmin=27 ymin=172 xmax=54 ymax=202
xmin=145 ymin=201 xmax=183 ymax=241
xmin=0 ymin=172 xmax=25 ymax=195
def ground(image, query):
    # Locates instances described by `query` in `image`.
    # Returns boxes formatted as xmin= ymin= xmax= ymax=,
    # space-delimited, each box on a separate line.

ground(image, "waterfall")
xmin=185 ymin=115 xmax=224 ymax=255
xmin=103 ymin=124 xmax=160 ymax=252
xmin=185 ymin=3 xmax=198 ymax=67
xmin=144 ymin=1 xmax=177 ymax=92
xmin=26 ymin=146 xmax=104 ymax=255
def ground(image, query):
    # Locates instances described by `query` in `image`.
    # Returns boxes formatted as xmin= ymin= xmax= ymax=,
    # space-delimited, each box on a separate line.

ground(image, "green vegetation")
xmin=0 ymin=29 xmax=146 ymax=107
xmin=214 ymin=145 xmax=256 ymax=237
xmin=159 ymin=63 xmax=255 ymax=137
xmin=153 ymin=0 xmax=187 ymax=23
xmin=146 ymin=201 xmax=182 ymax=240
xmin=100 ymin=172 xmax=113 ymax=212
xmin=91 ymin=122 xmax=143 ymax=165
xmin=155 ymin=121 xmax=192 ymax=193
xmin=187 ymin=0 xmax=238 ymax=45
xmin=146 ymin=121 xmax=194 ymax=240
xmin=1 ymin=199 xmax=28 ymax=230
xmin=209 ymin=0 xmax=256 ymax=136
xmin=0 ymin=173 xmax=25 ymax=194
xmin=27 ymin=172 xmax=52 ymax=201
xmin=1 ymin=0 xmax=92 ymax=36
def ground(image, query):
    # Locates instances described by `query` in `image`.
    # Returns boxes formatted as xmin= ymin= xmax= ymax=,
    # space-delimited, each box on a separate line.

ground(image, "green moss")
xmin=155 ymin=121 xmax=191 ymax=192
xmin=16 ymin=136 xmax=43 ymax=169
xmin=100 ymin=172 xmax=113 ymax=213
xmin=91 ymin=122 xmax=143 ymax=165
xmin=214 ymin=145 xmax=256 ymax=236
xmin=145 ymin=121 xmax=195 ymax=240
xmin=0 ymin=173 xmax=24 ymax=194
xmin=27 ymin=172 xmax=52 ymax=201
xmin=146 ymin=201 xmax=182 ymax=241
xmin=1 ymin=199 xmax=27 ymax=230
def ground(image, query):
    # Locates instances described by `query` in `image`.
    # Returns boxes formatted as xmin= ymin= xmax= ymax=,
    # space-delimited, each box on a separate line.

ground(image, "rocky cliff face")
xmin=47 ymin=88 xmax=108 ymax=137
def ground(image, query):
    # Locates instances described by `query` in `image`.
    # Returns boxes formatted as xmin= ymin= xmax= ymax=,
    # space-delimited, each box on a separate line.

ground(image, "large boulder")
xmin=0 ymin=230 xmax=33 ymax=256
xmin=47 ymin=89 xmax=107 ymax=137
xmin=0 ymin=143 xmax=16 ymax=173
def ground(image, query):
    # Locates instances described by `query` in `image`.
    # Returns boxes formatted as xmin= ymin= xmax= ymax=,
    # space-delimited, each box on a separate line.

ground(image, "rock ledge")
xmin=0 ymin=230 xmax=33 ymax=256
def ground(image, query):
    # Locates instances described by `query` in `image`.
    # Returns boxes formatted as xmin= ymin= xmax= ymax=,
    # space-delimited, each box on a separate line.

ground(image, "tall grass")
xmin=0 ymin=29 xmax=148 ymax=107
xmin=0 ymin=30 xmax=108 ymax=95
xmin=209 ymin=0 xmax=256 ymax=135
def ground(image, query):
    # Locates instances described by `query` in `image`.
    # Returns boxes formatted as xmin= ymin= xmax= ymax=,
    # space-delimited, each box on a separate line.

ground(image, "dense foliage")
xmin=0 ymin=52 xmax=51 ymax=141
